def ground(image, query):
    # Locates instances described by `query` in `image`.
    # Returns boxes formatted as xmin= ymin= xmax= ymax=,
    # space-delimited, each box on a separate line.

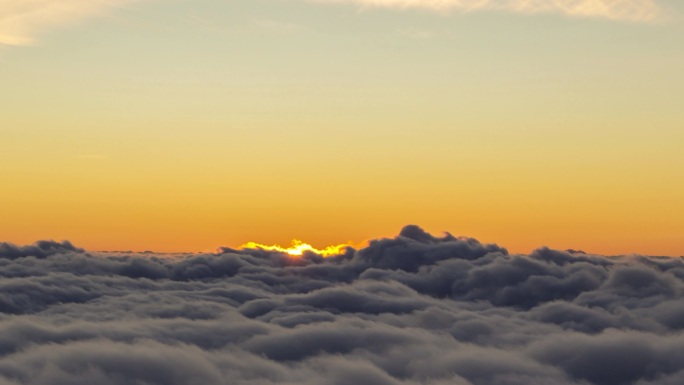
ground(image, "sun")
xmin=240 ymin=239 xmax=350 ymax=257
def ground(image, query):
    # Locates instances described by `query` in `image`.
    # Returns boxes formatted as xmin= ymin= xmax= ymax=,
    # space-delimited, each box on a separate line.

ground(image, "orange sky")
xmin=1 ymin=0 xmax=683 ymax=256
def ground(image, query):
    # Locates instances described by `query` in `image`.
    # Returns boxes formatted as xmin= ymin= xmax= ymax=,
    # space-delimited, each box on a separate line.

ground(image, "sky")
xmin=1 ymin=0 xmax=683 ymax=255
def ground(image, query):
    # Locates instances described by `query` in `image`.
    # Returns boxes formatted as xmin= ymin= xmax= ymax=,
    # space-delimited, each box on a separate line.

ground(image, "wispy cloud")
xmin=310 ymin=0 xmax=663 ymax=22
xmin=0 ymin=0 xmax=143 ymax=46
xmin=0 ymin=0 xmax=665 ymax=46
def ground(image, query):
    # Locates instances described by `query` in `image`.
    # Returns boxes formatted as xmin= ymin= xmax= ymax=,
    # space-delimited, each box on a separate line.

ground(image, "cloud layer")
xmin=1 ymin=225 xmax=684 ymax=384
xmin=0 ymin=0 xmax=664 ymax=45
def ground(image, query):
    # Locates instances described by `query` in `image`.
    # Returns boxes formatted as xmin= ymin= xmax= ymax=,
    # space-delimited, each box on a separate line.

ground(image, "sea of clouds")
xmin=1 ymin=225 xmax=684 ymax=385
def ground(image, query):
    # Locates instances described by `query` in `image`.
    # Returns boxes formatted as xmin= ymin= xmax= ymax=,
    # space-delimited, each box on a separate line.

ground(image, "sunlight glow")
xmin=240 ymin=239 xmax=350 ymax=257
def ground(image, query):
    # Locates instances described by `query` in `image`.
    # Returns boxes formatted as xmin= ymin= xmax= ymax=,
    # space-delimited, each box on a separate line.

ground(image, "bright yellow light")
xmin=240 ymin=239 xmax=350 ymax=257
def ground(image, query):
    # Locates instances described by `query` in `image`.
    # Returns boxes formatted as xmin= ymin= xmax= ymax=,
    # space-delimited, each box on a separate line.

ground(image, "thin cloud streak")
xmin=310 ymin=0 xmax=663 ymax=21
xmin=0 ymin=0 xmax=142 ymax=46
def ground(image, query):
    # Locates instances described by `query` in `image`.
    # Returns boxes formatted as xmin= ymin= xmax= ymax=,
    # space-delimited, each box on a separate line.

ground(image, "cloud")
xmin=0 ymin=0 xmax=665 ymax=46
xmin=312 ymin=0 xmax=663 ymax=21
xmin=1 ymin=226 xmax=684 ymax=384
xmin=0 ymin=0 xmax=142 ymax=46
xmin=0 ymin=240 xmax=82 ymax=259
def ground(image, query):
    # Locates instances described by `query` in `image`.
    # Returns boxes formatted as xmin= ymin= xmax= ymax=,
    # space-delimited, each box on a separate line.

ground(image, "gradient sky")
xmin=1 ymin=0 xmax=683 ymax=255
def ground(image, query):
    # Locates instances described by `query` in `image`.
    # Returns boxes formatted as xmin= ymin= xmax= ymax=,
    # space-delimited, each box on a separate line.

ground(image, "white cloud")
xmin=0 ymin=0 xmax=142 ymax=46
xmin=309 ymin=0 xmax=663 ymax=21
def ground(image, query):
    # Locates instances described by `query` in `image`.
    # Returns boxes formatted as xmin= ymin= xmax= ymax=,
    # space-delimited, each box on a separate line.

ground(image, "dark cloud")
xmin=0 ymin=225 xmax=683 ymax=384
xmin=0 ymin=240 xmax=82 ymax=260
